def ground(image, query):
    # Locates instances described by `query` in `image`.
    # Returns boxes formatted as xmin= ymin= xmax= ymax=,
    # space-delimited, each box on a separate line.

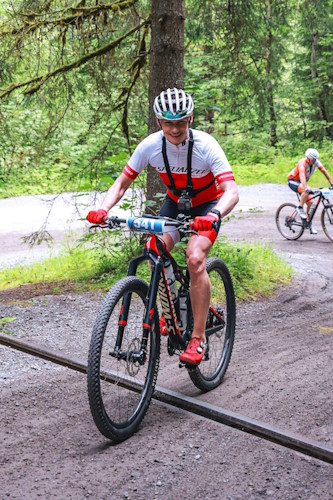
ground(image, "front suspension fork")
xmin=110 ymin=257 xmax=163 ymax=365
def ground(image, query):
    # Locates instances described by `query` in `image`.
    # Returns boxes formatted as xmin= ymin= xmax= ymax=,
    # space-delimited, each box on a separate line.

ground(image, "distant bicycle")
xmin=87 ymin=214 xmax=236 ymax=442
xmin=276 ymin=187 xmax=333 ymax=241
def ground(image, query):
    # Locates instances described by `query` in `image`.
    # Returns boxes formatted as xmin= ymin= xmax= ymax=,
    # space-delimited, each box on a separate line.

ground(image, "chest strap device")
xmin=161 ymin=129 xmax=215 ymax=198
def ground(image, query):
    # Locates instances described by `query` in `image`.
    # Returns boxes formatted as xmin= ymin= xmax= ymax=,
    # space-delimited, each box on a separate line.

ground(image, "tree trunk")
xmin=265 ymin=0 xmax=278 ymax=147
xmin=146 ymin=0 xmax=185 ymax=213
xmin=311 ymin=29 xmax=329 ymax=137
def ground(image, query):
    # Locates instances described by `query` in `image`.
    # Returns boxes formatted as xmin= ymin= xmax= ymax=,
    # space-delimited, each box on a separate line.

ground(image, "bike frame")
xmin=94 ymin=213 xmax=227 ymax=368
xmin=114 ymin=233 xmax=190 ymax=365
xmin=296 ymin=190 xmax=331 ymax=227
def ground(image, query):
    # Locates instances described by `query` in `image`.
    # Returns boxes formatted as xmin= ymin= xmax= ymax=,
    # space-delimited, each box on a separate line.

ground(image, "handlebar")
xmin=89 ymin=214 xmax=196 ymax=237
xmin=305 ymin=187 xmax=332 ymax=197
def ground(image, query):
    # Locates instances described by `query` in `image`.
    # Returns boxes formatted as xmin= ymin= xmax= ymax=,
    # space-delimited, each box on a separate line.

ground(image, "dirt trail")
xmin=1 ymin=184 xmax=333 ymax=499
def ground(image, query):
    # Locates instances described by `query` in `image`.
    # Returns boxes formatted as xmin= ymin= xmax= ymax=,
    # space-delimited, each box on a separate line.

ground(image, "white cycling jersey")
xmin=123 ymin=129 xmax=235 ymax=207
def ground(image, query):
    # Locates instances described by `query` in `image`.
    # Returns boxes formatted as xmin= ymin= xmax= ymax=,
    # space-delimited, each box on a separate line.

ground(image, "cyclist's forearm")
xmin=299 ymin=171 xmax=307 ymax=190
xmin=322 ymin=168 xmax=333 ymax=185
xmin=214 ymin=181 xmax=239 ymax=218
xmin=100 ymin=173 xmax=133 ymax=212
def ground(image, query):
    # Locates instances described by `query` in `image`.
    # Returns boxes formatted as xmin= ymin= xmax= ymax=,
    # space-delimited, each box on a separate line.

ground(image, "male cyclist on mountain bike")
xmin=288 ymin=148 xmax=333 ymax=234
xmin=87 ymin=87 xmax=239 ymax=366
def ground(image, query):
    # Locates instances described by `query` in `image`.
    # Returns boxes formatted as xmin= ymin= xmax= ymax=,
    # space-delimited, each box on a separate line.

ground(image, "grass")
xmin=0 ymin=316 xmax=16 ymax=335
xmin=0 ymin=233 xmax=293 ymax=300
xmin=0 ymin=233 xmax=147 ymax=292
xmin=212 ymin=239 xmax=293 ymax=300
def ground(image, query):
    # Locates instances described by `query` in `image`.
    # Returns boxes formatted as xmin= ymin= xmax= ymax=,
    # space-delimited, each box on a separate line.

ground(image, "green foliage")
xmin=0 ymin=316 xmax=16 ymax=334
xmin=172 ymin=235 xmax=293 ymax=300
xmin=0 ymin=0 xmax=332 ymax=200
xmin=185 ymin=0 xmax=333 ymax=149
xmin=210 ymin=238 xmax=293 ymax=300
xmin=0 ymin=0 xmax=150 ymax=198
xmin=1 ymin=0 xmax=333 ymax=199
xmin=0 ymin=246 xmax=96 ymax=290
xmin=0 ymin=233 xmax=293 ymax=300
xmin=0 ymin=228 xmax=148 ymax=291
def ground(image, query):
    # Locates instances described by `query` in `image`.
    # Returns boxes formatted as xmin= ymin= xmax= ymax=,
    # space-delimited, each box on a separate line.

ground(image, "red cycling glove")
xmin=192 ymin=214 xmax=217 ymax=231
xmin=87 ymin=209 xmax=108 ymax=224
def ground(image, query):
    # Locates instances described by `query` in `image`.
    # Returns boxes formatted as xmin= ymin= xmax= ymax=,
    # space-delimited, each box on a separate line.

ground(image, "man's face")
xmin=158 ymin=116 xmax=191 ymax=145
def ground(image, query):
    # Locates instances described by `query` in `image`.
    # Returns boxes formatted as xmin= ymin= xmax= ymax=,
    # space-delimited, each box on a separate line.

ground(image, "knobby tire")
xmin=276 ymin=203 xmax=304 ymax=240
xmin=188 ymin=257 xmax=236 ymax=392
xmin=321 ymin=204 xmax=333 ymax=242
xmin=87 ymin=276 xmax=160 ymax=442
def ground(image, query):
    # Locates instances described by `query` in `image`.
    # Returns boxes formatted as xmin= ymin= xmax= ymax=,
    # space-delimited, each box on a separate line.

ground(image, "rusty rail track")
xmin=1 ymin=333 xmax=333 ymax=465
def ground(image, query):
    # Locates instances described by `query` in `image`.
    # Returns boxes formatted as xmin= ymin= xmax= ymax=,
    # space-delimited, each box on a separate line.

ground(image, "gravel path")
xmin=1 ymin=184 xmax=333 ymax=499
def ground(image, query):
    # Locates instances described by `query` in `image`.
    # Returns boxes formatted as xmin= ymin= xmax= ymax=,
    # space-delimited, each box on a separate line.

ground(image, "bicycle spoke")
xmin=276 ymin=203 xmax=304 ymax=240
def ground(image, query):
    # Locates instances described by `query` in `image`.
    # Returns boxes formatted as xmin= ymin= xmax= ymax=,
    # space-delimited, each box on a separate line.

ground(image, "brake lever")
xmin=179 ymin=227 xmax=198 ymax=237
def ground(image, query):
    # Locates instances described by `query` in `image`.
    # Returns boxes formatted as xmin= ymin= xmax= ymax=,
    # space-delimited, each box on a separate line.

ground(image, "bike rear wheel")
xmin=188 ymin=257 xmax=236 ymax=392
xmin=321 ymin=204 xmax=333 ymax=242
xmin=87 ymin=276 xmax=160 ymax=442
xmin=276 ymin=203 xmax=304 ymax=240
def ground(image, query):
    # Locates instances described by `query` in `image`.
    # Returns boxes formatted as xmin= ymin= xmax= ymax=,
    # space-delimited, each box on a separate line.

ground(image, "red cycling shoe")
xmin=179 ymin=337 xmax=207 ymax=366
xmin=160 ymin=315 xmax=168 ymax=336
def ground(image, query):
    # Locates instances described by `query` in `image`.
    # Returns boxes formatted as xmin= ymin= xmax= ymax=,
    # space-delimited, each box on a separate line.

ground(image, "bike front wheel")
xmin=188 ymin=257 xmax=236 ymax=392
xmin=87 ymin=276 xmax=160 ymax=442
xmin=276 ymin=203 xmax=304 ymax=240
xmin=321 ymin=204 xmax=333 ymax=242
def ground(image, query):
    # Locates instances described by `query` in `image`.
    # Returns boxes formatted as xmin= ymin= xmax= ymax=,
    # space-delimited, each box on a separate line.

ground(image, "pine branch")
xmin=0 ymin=0 xmax=139 ymax=37
xmin=0 ymin=18 xmax=149 ymax=98
xmin=113 ymin=25 xmax=149 ymax=152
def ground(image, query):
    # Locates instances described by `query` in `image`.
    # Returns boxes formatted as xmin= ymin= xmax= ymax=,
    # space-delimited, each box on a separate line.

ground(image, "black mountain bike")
xmin=276 ymin=187 xmax=333 ymax=242
xmin=87 ymin=214 xmax=236 ymax=442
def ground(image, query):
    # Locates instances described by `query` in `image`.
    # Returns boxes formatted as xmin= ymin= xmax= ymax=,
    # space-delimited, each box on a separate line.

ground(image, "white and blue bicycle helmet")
xmin=305 ymin=148 xmax=319 ymax=161
xmin=153 ymin=87 xmax=194 ymax=121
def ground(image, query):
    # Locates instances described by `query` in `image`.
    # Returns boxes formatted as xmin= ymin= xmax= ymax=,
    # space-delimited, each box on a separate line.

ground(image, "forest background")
xmin=0 ymin=0 xmax=332 ymax=203
xmin=1 ymin=0 xmax=332 ymax=296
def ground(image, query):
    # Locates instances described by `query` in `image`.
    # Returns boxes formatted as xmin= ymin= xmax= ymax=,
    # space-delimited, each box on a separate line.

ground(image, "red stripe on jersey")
xmin=156 ymin=169 xmax=234 ymax=207
xmin=158 ymin=172 xmax=188 ymax=189
xmin=216 ymin=171 xmax=235 ymax=184
xmin=123 ymin=163 xmax=139 ymax=179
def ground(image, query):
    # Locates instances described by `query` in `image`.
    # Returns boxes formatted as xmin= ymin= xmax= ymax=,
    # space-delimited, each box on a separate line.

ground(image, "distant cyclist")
xmin=287 ymin=148 xmax=333 ymax=234
xmin=87 ymin=87 xmax=239 ymax=366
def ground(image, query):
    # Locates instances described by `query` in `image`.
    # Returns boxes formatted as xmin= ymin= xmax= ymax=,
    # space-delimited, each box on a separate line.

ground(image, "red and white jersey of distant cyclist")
xmin=123 ymin=129 xmax=235 ymax=207
xmin=288 ymin=157 xmax=324 ymax=182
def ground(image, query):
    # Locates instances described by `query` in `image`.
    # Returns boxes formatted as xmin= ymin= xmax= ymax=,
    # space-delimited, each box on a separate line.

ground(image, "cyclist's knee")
xmin=186 ymin=235 xmax=211 ymax=274
xmin=186 ymin=250 xmax=206 ymax=275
